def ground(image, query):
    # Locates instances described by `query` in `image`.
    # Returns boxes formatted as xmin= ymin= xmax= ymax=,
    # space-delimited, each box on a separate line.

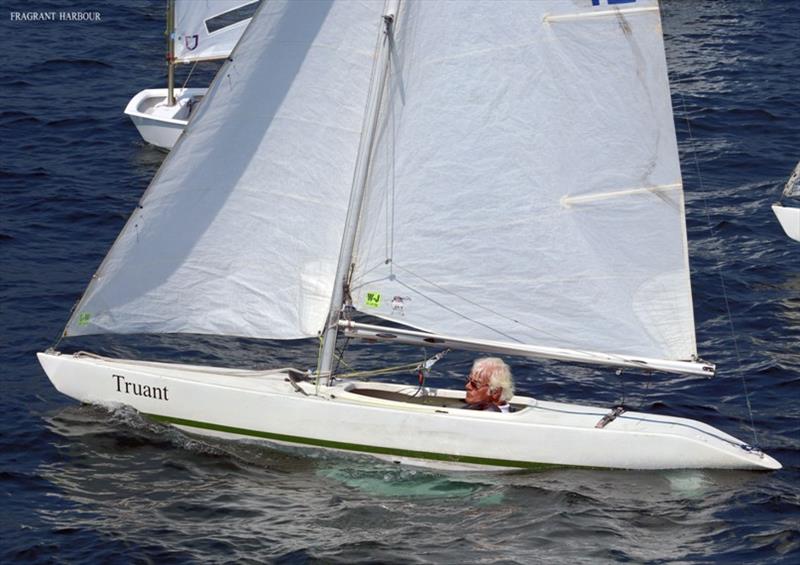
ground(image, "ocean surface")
xmin=2 ymin=1 xmax=799 ymax=563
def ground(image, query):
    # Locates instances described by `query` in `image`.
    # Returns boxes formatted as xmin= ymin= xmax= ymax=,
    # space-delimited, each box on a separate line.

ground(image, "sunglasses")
xmin=466 ymin=377 xmax=488 ymax=389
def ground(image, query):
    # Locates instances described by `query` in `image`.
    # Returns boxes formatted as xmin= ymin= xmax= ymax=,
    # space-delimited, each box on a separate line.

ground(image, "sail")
xmin=350 ymin=0 xmax=698 ymax=361
xmin=173 ymin=0 xmax=260 ymax=63
xmin=782 ymin=161 xmax=800 ymax=199
xmin=65 ymin=0 xmax=387 ymax=339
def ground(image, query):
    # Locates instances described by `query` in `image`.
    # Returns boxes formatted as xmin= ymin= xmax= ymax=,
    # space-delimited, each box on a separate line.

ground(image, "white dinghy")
xmin=772 ymin=161 xmax=800 ymax=241
xmin=124 ymin=0 xmax=258 ymax=149
xmin=42 ymin=0 xmax=780 ymax=471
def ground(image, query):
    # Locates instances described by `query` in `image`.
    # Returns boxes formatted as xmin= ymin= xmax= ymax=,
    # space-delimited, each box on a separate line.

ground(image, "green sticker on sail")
xmin=365 ymin=292 xmax=381 ymax=308
xmin=77 ymin=312 xmax=91 ymax=326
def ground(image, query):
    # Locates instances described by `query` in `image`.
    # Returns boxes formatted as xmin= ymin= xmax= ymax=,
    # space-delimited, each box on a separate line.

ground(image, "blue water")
xmin=2 ymin=1 xmax=799 ymax=562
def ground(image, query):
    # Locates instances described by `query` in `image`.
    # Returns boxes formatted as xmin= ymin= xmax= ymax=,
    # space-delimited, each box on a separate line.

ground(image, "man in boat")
xmin=465 ymin=357 xmax=514 ymax=412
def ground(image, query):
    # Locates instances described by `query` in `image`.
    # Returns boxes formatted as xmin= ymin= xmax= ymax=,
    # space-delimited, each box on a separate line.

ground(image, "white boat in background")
xmin=124 ymin=0 xmax=258 ymax=149
xmin=772 ymin=161 xmax=800 ymax=241
xmin=124 ymin=87 xmax=206 ymax=150
xmin=43 ymin=0 xmax=780 ymax=471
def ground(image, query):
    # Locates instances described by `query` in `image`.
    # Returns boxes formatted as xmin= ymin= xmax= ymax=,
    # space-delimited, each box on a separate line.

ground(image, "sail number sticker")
xmin=365 ymin=292 xmax=381 ymax=308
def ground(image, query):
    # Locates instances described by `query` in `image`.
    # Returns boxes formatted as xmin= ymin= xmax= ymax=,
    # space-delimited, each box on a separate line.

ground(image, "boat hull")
xmin=772 ymin=203 xmax=800 ymax=241
xmin=124 ymin=88 xmax=207 ymax=150
xmin=37 ymin=351 xmax=781 ymax=471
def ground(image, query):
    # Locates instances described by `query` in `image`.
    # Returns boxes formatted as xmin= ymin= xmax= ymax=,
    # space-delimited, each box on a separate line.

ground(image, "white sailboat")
xmin=772 ymin=161 xmax=800 ymax=241
xmin=42 ymin=0 xmax=780 ymax=471
xmin=124 ymin=0 xmax=258 ymax=150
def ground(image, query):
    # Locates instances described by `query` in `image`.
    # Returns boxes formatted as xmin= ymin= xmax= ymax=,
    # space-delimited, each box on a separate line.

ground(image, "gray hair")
xmin=470 ymin=357 xmax=514 ymax=401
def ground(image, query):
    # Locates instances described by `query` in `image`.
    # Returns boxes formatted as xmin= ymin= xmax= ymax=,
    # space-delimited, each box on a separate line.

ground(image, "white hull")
xmin=37 ymin=351 xmax=780 ymax=471
xmin=772 ymin=203 xmax=800 ymax=242
xmin=124 ymin=88 xmax=207 ymax=150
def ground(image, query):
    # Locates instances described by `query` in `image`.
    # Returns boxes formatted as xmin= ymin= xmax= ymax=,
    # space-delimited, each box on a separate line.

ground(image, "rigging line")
xmin=391 ymin=263 xmax=527 ymax=332
xmin=389 ymin=262 xmax=588 ymax=348
xmin=411 ymin=348 xmax=427 ymax=397
xmin=680 ymin=93 xmax=759 ymax=448
xmin=351 ymin=260 xmax=392 ymax=285
xmin=616 ymin=370 xmax=627 ymax=408
xmin=181 ymin=60 xmax=199 ymax=90
xmin=391 ymin=277 xmax=523 ymax=344
xmin=318 ymin=333 xmax=355 ymax=380
xmin=336 ymin=361 xmax=421 ymax=380
xmin=52 ymin=294 xmax=83 ymax=348
xmin=332 ymin=337 xmax=353 ymax=377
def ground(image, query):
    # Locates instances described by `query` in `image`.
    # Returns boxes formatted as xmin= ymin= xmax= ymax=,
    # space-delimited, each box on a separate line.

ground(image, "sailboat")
xmin=772 ymin=161 xmax=800 ymax=241
xmin=124 ymin=0 xmax=259 ymax=150
xmin=40 ymin=0 xmax=780 ymax=471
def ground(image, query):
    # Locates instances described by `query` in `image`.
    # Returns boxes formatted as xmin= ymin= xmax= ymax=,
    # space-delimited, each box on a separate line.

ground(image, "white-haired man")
xmin=464 ymin=357 xmax=515 ymax=413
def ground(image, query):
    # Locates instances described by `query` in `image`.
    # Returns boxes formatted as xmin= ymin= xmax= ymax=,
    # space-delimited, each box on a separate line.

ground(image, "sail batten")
xmin=543 ymin=6 xmax=658 ymax=22
xmin=561 ymin=183 xmax=682 ymax=206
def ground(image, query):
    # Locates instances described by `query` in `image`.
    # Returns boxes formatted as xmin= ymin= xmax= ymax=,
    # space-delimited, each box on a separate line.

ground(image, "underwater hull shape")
xmin=772 ymin=203 xmax=800 ymax=242
xmin=124 ymin=88 xmax=207 ymax=150
xmin=37 ymin=352 xmax=781 ymax=471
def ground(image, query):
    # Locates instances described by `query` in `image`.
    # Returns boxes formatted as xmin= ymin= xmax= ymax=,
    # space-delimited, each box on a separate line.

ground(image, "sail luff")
xmin=319 ymin=1 xmax=400 ymax=377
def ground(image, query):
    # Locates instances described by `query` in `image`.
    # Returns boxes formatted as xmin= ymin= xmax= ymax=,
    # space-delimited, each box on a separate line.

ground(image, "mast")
xmin=318 ymin=1 xmax=400 ymax=378
xmin=166 ymin=0 xmax=176 ymax=106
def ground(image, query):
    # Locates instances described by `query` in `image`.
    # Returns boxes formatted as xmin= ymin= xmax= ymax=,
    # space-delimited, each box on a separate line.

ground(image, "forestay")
xmin=349 ymin=0 xmax=698 ymax=362
xmin=174 ymin=0 xmax=260 ymax=63
xmin=65 ymin=0 xmax=386 ymax=339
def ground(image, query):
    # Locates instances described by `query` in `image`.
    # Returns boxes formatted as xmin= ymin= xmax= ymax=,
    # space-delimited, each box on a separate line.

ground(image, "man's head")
xmin=465 ymin=357 xmax=514 ymax=407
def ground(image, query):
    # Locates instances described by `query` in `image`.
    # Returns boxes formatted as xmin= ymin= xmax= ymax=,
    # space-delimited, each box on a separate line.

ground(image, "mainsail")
xmin=65 ymin=0 xmax=387 ymax=339
xmin=173 ymin=0 xmax=260 ymax=63
xmin=348 ymin=0 xmax=698 ymax=363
